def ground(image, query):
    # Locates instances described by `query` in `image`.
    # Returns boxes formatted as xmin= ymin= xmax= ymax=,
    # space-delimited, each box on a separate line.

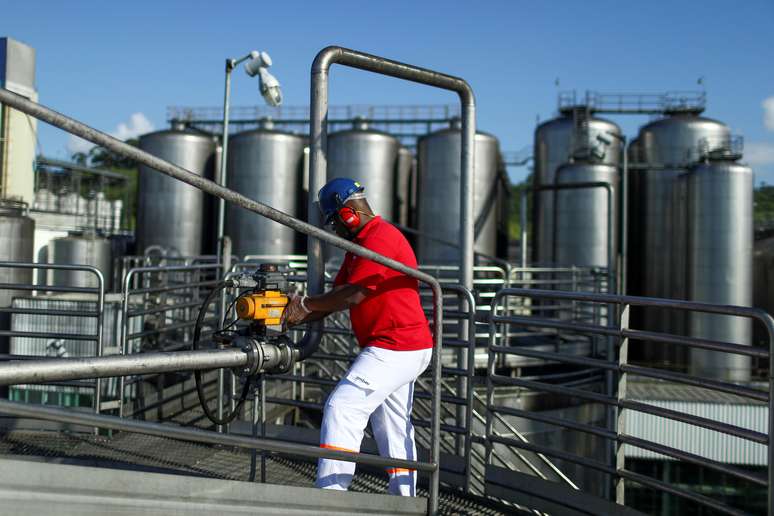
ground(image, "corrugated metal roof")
xmin=624 ymin=386 xmax=768 ymax=465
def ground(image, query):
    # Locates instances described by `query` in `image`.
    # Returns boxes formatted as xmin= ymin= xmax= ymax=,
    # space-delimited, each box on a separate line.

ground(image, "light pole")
xmin=216 ymin=50 xmax=282 ymax=269
xmin=214 ymin=50 xmax=282 ymax=432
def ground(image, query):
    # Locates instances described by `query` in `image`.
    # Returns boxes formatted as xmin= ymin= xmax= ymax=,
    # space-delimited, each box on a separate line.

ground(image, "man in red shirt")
xmin=282 ymin=178 xmax=433 ymax=496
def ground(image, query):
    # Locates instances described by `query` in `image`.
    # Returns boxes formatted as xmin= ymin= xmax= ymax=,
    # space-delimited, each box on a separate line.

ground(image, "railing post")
xmin=615 ymin=303 xmax=630 ymax=504
xmin=769 ymin=322 xmax=774 ymax=516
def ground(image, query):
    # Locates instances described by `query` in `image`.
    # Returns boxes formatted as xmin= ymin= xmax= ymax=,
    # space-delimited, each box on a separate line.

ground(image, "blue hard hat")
xmin=318 ymin=178 xmax=365 ymax=224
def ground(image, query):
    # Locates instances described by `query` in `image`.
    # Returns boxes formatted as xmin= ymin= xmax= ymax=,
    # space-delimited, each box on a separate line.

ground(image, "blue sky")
xmin=4 ymin=0 xmax=774 ymax=184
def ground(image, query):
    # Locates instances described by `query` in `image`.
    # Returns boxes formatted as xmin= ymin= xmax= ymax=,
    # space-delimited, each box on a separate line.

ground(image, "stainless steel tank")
xmin=48 ymin=234 xmax=112 ymax=290
xmin=686 ymin=160 xmax=752 ymax=381
xmin=325 ymin=120 xmax=400 ymax=263
xmin=0 ymin=201 xmax=34 ymax=306
xmin=327 ymin=120 xmax=399 ymax=222
xmin=533 ymin=110 xmax=621 ymax=265
xmin=631 ymin=114 xmax=730 ymax=340
xmin=137 ymin=128 xmax=217 ymax=257
xmin=416 ymin=126 xmax=501 ymax=263
xmin=640 ymin=114 xmax=731 ymax=166
xmin=396 ymin=147 xmax=413 ymax=227
xmin=554 ymin=162 xmax=618 ymax=268
xmin=225 ymin=123 xmax=306 ymax=257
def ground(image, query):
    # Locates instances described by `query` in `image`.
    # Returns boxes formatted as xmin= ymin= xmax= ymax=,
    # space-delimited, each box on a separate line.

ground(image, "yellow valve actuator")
xmin=236 ymin=291 xmax=288 ymax=325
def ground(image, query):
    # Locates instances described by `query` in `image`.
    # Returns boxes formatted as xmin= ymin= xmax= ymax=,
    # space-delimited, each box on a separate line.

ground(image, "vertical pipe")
xmin=260 ymin=374 xmax=267 ymax=483
xmin=616 ymin=304 xmax=630 ymax=504
xmin=94 ymin=269 xmax=105 ymax=426
xmin=118 ymin=269 xmax=133 ymax=418
xmin=520 ymin=189 xmax=528 ymax=269
xmin=620 ymin=137 xmax=628 ymax=296
xmin=216 ymin=61 xmax=233 ymax=269
xmin=250 ymin=390 xmax=258 ymax=482
xmin=308 ymin=62 xmax=327 ymax=299
xmin=463 ymin=287 xmax=476 ymax=494
xmin=460 ymin=103 xmax=476 ymax=291
xmin=769 ymin=328 xmax=774 ymax=516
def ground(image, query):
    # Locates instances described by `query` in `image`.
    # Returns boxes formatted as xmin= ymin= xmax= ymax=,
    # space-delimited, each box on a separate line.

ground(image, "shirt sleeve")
xmin=345 ymin=236 xmax=392 ymax=291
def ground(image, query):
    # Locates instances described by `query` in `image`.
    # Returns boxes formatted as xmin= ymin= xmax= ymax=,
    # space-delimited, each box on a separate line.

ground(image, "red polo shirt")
xmin=333 ymin=216 xmax=433 ymax=351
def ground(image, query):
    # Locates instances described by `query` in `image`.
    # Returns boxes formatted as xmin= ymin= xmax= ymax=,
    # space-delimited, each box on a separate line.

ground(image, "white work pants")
xmin=316 ymin=345 xmax=433 ymax=496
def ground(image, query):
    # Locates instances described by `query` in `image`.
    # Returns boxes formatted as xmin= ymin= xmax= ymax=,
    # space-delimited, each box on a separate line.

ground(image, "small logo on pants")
xmin=353 ymin=376 xmax=370 ymax=386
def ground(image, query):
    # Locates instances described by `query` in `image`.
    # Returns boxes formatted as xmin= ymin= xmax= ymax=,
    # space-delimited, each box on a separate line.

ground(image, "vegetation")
xmin=71 ymin=139 xmax=139 ymax=230
xmin=754 ymin=185 xmax=774 ymax=228
xmin=507 ymin=175 xmax=532 ymax=241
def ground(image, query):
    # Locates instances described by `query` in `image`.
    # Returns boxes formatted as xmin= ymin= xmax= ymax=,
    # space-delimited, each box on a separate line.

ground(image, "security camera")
xmin=259 ymin=67 xmax=283 ymax=107
xmin=244 ymin=50 xmax=273 ymax=77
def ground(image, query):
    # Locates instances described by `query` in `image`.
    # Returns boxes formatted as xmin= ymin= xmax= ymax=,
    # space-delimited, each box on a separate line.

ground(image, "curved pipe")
xmin=309 ymin=46 xmax=475 ymax=515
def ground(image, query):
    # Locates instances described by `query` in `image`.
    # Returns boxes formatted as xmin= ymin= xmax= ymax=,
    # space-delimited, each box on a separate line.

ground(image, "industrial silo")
xmin=137 ymin=126 xmax=217 ymax=257
xmin=533 ymin=109 xmax=621 ymax=265
xmin=416 ymin=125 xmax=501 ymax=263
xmin=225 ymin=121 xmax=306 ymax=257
xmin=0 ymin=201 xmax=34 ymax=306
xmin=396 ymin=147 xmax=414 ymax=228
xmin=327 ymin=120 xmax=399 ymax=220
xmin=48 ymin=233 xmax=112 ymax=290
xmin=630 ymin=114 xmax=730 ymax=337
xmin=325 ymin=120 xmax=399 ymax=262
xmin=686 ymin=159 xmax=752 ymax=381
xmin=554 ymin=162 xmax=618 ymax=269
xmin=0 ymin=200 xmax=34 ymax=398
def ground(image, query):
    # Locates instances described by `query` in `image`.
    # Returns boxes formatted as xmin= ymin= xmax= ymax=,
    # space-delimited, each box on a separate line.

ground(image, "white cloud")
xmin=745 ymin=141 xmax=774 ymax=167
xmin=764 ymin=96 xmax=774 ymax=132
xmin=65 ymin=112 xmax=155 ymax=156
xmin=66 ymin=134 xmax=95 ymax=155
xmin=113 ymin=112 xmax=155 ymax=141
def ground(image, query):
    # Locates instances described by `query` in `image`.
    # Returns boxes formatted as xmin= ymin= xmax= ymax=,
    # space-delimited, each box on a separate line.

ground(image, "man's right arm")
xmin=283 ymin=283 xmax=369 ymax=327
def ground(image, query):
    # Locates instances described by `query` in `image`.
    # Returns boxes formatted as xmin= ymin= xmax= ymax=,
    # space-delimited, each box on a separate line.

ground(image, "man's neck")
xmin=353 ymin=213 xmax=376 ymax=235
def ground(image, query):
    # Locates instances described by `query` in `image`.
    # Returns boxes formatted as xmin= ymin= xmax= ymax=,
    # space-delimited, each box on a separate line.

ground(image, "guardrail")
xmin=487 ymin=288 xmax=773 ymax=516
xmin=0 ymin=262 xmax=105 ymax=414
xmin=117 ymin=264 xmax=221 ymax=418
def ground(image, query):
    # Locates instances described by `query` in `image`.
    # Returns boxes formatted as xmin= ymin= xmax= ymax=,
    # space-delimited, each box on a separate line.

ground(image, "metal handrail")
xmin=118 ymin=263 xmax=221 ymax=418
xmin=0 ymin=262 xmax=104 ymax=416
xmin=487 ymin=287 xmax=773 ymax=516
xmin=0 ymin=398 xmax=435 ymax=473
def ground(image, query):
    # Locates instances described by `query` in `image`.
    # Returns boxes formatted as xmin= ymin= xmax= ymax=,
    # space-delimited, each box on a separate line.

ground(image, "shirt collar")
xmin=353 ymin=215 xmax=381 ymax=243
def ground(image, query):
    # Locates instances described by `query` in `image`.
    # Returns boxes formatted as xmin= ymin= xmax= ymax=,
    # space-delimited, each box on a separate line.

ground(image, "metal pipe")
xmin=310 ymin=46 xmax=472 ymax=514
xmin=0 ymin=84 xmax=445 ymax=512
xmin=216 ymin=53 xmax=252 ymax=269
xmin=0 ymin=348 xmax=247 ymax=385
xmin=0 ymin=87 xmax=441 ymax=348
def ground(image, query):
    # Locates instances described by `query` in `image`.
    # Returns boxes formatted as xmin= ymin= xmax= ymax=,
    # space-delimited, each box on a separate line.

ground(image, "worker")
xmin=282 ymin=177 xmax=433 ymax=496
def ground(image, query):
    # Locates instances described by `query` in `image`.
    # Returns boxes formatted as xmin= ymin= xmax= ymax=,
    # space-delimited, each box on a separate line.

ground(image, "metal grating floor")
xmin=0 ymin=430 xmax=512 ymax=515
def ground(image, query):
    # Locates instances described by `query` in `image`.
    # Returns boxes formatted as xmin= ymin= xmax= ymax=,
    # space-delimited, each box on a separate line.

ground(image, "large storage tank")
xmin=416 ymin=126 xmax=501 ymax=263
xmin=629 ymin=114 xmax=730 ymax=338
xmin=0 ymin=201 xmax=35 ymax=306
xmin=554 ymin=162 xmax=618 ymax=269
xmin=686 ymin=159 xmax=752 ymax=381
xmin=0 ymin=200 xmax=34 ymax=397
xmin=137 ymin=127 xmax=217 ymax=257
xmin=325 ymin=120 xmax=400 ymax=263
xmin=327 ymin=120 xmax=399 ymax=222
xmin=48 ymin=234 xmax=112 ymax=290
xmin=396 ymin=146 xmax=413 ymax=227
xmin=225 ymin=121 xmax=306 ymax=257
xmin=533 ymin=110 xmax=621 ymax=265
